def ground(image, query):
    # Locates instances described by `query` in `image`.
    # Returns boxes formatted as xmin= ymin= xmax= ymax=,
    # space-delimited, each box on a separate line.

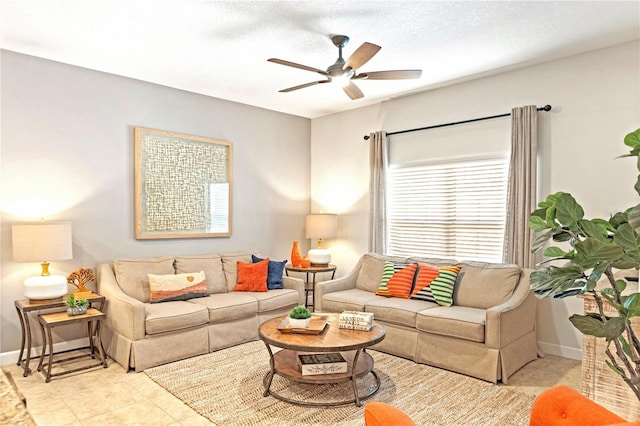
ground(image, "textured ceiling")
xmin=1 ymin=1 xmax=639 ymax=118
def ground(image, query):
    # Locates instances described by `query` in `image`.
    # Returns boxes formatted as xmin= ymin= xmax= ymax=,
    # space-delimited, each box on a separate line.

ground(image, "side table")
xmin=14 ymin=293 xmax=105 ymax=377
xmin=36 ymin=308 xmax=108 ymax=382
xmin=285 ymin=264 xmax=336 ymax=311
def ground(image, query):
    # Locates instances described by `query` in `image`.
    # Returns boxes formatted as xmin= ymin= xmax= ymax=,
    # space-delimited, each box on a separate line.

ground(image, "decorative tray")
xmin=277 ymin=314 xmax=329 ymax=334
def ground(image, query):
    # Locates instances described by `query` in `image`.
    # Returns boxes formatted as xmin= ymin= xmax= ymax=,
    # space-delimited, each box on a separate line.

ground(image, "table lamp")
xmin=305 ymin=214 xmax=337 ymax=266
xmin=12 ymin=221 xmax=73 ymax=301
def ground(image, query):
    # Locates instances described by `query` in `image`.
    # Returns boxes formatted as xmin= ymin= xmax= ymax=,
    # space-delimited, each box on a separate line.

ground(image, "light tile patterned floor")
xmin=3 ymin=350 xmax=581 ymax=426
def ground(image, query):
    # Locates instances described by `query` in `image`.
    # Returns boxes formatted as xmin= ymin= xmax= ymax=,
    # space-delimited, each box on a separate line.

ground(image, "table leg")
xmin=18 ymin=309 xmax=33 ymax=377
xmin=88 ymin=322 xmax=95 ymax=356
xmin=262 ymin=342 xmax=275 ymax=397
xmin=45 ymin=326 xmax=54 ymax=383
xmin=352 ymin=348 xmax=363 ymax=407
xmin=36 ymin=319 xmax=46 ymax=373
xmin=15 ymin=306 xmax=27 ymax=370
xmin=96 ymin=320 xmax=108 ymax=368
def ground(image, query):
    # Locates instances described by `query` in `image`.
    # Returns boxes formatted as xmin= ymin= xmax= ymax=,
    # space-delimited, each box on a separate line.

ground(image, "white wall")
xmin=310 ymin=41 xmax=640 ymax=359
xmin=0 ymin=51 xmax=311 ymax=358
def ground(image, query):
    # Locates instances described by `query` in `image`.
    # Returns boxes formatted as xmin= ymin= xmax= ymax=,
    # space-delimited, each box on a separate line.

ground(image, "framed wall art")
xmin=134 ymin=127 xmax=233 ymax=239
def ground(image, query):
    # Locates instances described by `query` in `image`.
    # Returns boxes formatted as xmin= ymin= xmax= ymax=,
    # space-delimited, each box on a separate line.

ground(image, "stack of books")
xmin=338 ymin=311 xmax=374 ymax=331
xmin=297 ymin=353 xmax=347 ymax=375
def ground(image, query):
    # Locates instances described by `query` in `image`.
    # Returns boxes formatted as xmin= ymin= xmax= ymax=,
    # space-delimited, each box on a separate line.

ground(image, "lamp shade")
xmin=12 ymin=221 xmax=73 ymax=262
xmin=305 ymin=214 xmax=337 ymax=240
xmin=12 ymin=221 xmax=73 ymax=300
xmin=305 ymin=214 xmax=337 ymax=266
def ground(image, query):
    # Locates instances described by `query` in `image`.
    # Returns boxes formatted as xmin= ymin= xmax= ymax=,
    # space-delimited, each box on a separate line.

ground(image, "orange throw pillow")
xmin=364 ymin=402 xmax=416 ymax=426
xmin=386 ymin=263 xmax=418 ymax=298
xmin=234 ymin=258 xmax=268 ymax=292
xmin=410 ymin=264 xmax=440 ymax=297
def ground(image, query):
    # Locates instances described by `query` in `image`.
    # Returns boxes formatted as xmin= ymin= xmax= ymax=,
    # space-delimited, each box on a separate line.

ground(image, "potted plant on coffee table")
xmin=289 ymin=306 xmax=312 ymax=328
xmin=528 ymin=128 xmax=640 ymax=400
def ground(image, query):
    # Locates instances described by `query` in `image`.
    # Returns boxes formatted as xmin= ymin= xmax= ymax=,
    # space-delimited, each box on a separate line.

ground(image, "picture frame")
xmin=134 ymin=127 xmax=233 ymax=239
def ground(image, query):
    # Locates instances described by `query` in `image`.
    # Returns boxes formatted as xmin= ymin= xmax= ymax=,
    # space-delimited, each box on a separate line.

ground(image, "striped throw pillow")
xmin=376 ymin=261 xmax=397 ymax=297
xmin=386 ymin=263 xmax=419 ymax=298
xmin=411 ymin=265 xmax=462 ymax=306
xmin=410 ymin=264 xmax=440 ymax=302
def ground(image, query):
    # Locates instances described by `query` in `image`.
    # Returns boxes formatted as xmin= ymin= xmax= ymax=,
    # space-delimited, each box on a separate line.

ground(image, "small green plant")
xmin=289 ymin=306 xmax=311 ymax=319
xmin=65 ymin=294 xmax=89 ymax=308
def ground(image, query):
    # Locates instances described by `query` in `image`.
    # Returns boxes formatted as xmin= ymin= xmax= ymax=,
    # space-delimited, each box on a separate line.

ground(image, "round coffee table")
xmin=258 ymin=313 xmax=386 ymax=407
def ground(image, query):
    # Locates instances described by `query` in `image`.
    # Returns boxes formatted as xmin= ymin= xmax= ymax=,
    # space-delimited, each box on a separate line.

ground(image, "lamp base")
xmin=24 ymin=275 xmax=68 ymax=301
xmin=308 ymin=248 xmax=331 ymax=266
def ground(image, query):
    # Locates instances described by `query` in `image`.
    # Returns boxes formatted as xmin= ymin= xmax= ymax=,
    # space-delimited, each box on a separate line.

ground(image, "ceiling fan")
xmin=268 ymin=35 xmax=422 ymax=100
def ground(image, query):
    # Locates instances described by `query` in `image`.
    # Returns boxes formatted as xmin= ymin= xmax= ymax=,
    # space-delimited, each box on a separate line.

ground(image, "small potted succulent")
xmin=289 ymin=306 xmax=311 ymax=328
xmin=65 ymin=294 xmax=89 ymax=316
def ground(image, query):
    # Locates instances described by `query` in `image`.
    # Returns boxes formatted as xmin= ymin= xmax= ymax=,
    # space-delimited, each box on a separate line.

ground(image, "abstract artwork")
xmin=134 ymin=127 xmax=232 ymax=239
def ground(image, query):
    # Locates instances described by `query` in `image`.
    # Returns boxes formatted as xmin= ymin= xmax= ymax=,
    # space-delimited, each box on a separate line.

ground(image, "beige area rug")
xmin=145 ymin=341 xmax=536 ymax=425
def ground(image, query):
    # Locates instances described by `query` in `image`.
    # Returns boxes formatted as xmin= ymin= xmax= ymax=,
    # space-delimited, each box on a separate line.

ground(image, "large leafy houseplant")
xmin=529 ymin=128 xmax=640 ymax=400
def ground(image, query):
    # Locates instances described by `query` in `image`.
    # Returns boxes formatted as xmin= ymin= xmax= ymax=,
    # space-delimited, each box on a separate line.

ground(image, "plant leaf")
xmin=569 ymin=314 xmax=605 ymax=338
xmin=529 ymin=215 xmax=549 ymax=233
xmin=623 ymin=128 xmax=640 ymax=150
xmin=615 ymin=279 xmax=627 ymax=293
xmin=572 ymin=238 xmax=624 ymax=268
xmin=603 ymin=317 xmax=626 ymax=342
xmin=627 ymin=204 xmax=640 ymax=234
xmin=543 ymin=246 xmax=567 ymax=258
xmin=531 ymin=230 xmax=553 ymax=253
xmin=613 ymin=223 xmax=640 ymax=264
xmin=538 ymin=192 xmax=564 ymax=209
xmin=610 ymin=212 xmax=628 ymax=228
xmin=578 ymin=219 xmax=609 ymax=241
xmin=623 ymin=293 xmax=640 ymax=317
xmin=555 ymin=193 xmax=584 ymax=230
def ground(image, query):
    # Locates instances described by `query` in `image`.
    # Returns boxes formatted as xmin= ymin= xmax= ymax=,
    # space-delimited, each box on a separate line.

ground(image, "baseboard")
xmin=0 ymin=338 xmax=89 ymax=367
xmin=538 ymin=341 xmax=582 ymax=360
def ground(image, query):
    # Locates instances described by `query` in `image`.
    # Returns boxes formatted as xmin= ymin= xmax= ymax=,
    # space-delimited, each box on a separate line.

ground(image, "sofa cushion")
xmin=416 ymin=306 xmax=486 ymax=343
xmin=386 ymin=263 xmax=419 ymax=298
xmin=411 ymin=265 xmax=462 ymax=307
xmin=148 ymin=271 xmax=208 ymax=303
xmin=322 ymin=288 xmax=382 ymax=313
xmin=175 ymin=254 xmax=227 ymax=294
xmin=356 ymin=253 xmax=409 ymax=293
xmin=454 ymin=261 xmax=521 ymax=309
xmin=144 ymin=300 xmax=209 ymax=335
xmin=114 ymin=256 xmax=175 ymax=303
xmin=234 ymin=259 xmax=269 ymax=292
xmin=365 ymin=297 xmax=437 ymax=328
xmin=187 ymin=293 xmax=258 ymax=324
xmin=221 ymin=252 xmax=253 ymax=291
xmin=246 ymin=289 xmax=300 ymax=313
xmin=252 ymin=255 xmax=287 ymax=290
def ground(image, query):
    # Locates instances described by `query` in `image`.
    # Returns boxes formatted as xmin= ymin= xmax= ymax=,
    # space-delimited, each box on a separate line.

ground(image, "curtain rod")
xmin=362 ymin=104 xmax=552 ymax=140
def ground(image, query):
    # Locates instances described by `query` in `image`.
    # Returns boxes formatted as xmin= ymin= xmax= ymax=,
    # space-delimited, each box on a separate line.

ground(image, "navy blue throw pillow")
xmin=252 ymin=255 xmax=287 ymax=289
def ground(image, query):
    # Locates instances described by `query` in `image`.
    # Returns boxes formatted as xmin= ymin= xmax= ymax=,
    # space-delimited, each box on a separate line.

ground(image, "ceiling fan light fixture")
xmin=332 ymin=74 xmax=352 ymax=87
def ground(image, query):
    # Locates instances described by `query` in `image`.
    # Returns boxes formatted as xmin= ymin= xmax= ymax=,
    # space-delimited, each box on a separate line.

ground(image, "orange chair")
xmin=364 ymin=402 xmax=416 ymax=426
xmin=529 ymin=385 xmax=640 ymax=426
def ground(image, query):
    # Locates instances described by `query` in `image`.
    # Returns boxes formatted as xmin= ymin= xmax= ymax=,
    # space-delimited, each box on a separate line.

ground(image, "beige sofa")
xmin=315 ymin=253 xmax=537 ymax=384
xmin=97 ymin=252 xmax=304 ymax=372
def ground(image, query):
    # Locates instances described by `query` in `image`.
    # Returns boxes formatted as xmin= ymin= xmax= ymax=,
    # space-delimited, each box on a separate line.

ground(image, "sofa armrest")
xmin=282 ymin=275 xmax=305 ymax=306
xmin=97 ymin=264 xmax=146 ymax=341
xmin=315 ymin=270 xmax=359 ymax=312
xmin=485 ymin=268 xmax=536 ymax=349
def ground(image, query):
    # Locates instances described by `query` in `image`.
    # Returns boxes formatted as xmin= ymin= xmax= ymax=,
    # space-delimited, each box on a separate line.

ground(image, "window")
xmin=387 ymin=157 xmax=508 ymax=262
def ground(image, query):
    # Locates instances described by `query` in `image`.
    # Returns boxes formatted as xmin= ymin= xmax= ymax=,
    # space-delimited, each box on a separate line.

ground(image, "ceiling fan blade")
xmin=268 ymin=58 xmax=329 ymax=76
xmin=279 ymin=80 xmax=330 ymax=93
xmin=355 ymin=70 xmax=422 ymax=80
xmin=344 ymin=42 xmax=381 ymax=70
xmin=343 ymin=81 xmax=364 ymax=100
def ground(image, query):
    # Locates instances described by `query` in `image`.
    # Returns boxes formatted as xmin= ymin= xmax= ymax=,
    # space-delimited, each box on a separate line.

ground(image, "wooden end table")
xmin=36 ymin=307 xmax=108 ymax=382
xmin=259 ymin=313 xmax=385 ymax=407
xmin=14 ymin=293 xmax=105 ymax=377
xmin=285 ymin=264 xmax=336 ymax=311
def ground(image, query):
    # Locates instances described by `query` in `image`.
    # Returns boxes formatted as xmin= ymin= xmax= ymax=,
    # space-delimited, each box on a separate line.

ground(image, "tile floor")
xmin=3 ymin=348 xmax=581 ymax=426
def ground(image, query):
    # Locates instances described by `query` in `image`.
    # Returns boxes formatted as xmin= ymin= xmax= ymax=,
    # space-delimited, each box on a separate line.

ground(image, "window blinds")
xmin=387 ymin=158 xmax=508 ymax=262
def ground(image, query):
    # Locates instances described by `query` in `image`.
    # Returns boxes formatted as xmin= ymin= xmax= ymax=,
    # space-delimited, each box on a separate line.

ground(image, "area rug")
xmin=145 ymin=341 xmax=536 ymax=425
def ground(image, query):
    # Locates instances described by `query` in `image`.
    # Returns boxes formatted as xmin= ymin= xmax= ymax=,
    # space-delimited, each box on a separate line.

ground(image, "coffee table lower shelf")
xmin=262 ymin=348 xmax=380 ymax=407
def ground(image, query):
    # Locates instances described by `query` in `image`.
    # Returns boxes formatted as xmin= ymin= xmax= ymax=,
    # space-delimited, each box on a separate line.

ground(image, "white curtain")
xmin=369 ymin=131 xmax=388 ymax=253
xmin=503 ymin=105 xmax=538 ymax=267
